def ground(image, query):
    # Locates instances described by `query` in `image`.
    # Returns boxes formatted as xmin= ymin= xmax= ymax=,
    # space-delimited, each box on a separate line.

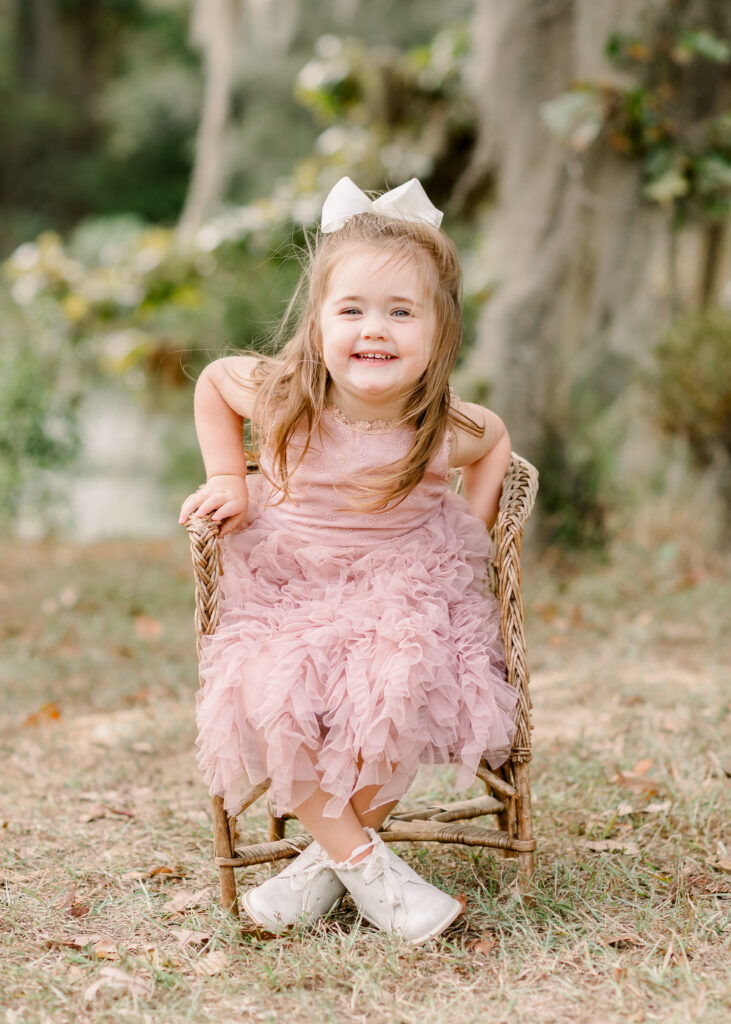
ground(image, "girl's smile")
xmin=319 ymin=246 xmax=436 ymax=420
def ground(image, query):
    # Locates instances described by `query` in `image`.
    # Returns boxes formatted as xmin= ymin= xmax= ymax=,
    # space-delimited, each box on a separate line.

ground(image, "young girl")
xmin=179 ymin=177 xmax=517 ymax=944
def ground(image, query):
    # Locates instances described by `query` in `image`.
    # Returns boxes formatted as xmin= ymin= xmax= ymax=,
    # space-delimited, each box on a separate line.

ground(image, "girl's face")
xmin=318 ymin=246 xmax=437 ymax=415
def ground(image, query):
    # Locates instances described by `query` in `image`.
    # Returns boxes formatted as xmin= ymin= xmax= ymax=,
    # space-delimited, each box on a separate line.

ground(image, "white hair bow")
xmin=320 ymin=176 xmax=443 ymax=234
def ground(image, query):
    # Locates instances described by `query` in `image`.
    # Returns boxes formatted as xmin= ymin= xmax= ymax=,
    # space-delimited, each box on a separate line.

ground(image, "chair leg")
xmin=269 ymin=813 xmax=286 ymax=841
xmin=513 ymin=761 xmax=535 ymax=891
xmin=211 ymin=795 xmax=239 ymax=917
xmin=490 ymin=765 xmax=518 ymax=860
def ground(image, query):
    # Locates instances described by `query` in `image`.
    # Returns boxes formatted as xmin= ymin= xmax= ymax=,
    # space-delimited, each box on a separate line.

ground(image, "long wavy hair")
xmin=234 ymin=211 xmax=483 ymax=512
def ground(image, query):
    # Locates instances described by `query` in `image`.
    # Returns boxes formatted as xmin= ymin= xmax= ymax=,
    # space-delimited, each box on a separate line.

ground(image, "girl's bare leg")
xmin=350 ymin=785 xmax=398 ymax=831
xmin=292 ymin=784 xmax=398 ymax=864
xmin=293 ymin=785 xmax=374 ymax=864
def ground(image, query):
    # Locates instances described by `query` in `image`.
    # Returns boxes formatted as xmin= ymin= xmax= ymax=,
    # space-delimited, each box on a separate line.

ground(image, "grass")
xmin=0 ymin=529 xmax=729 ymax=1023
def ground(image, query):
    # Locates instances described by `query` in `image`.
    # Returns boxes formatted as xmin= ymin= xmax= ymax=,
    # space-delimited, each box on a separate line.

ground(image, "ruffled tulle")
xmin=195 ymin=481 xmax=518 ymax=819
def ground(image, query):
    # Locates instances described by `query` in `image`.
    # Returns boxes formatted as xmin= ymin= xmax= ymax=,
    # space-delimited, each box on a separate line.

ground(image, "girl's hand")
xmin=179 ymin=474 xmax=249 ymax=536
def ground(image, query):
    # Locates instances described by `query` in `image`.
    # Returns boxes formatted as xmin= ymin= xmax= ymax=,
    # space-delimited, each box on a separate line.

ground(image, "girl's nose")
xmin=362 ymin=315 xmax=387 ymax=340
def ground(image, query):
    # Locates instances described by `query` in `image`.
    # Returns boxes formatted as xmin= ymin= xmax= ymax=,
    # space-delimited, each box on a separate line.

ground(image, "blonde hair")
xmin=236 ymin=211 xmax=483 ymax=512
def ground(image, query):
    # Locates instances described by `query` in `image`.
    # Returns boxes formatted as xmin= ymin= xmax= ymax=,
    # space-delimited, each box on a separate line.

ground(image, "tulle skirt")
xmin=195 ymin=489 xmax=518 ymax=818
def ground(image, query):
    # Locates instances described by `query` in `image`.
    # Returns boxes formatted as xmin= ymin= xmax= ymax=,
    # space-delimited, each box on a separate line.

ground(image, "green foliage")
xmin=536 ymin=354 xmax=632 ymax=550
xmin=1 ymin=0 xmax=475 ymax=256
xmin=0 ymin=212 xmax=304 ymax=510
xmin=649 ymin=308 xmax=731 ymax=465
xmin=541 ymin=17 xmax=731 ymax=225
xmin=0 ymin=0 xmax=195 ymax=253
xmin=0 ymin=299 xmax=80 ymax=520
xmin=537 ymin=422 xmax=611 ymax=550
xmin=292 ymin=26 xmax=476 ymax=207
xmin=3 ymin=217 xmax=301 ymax=389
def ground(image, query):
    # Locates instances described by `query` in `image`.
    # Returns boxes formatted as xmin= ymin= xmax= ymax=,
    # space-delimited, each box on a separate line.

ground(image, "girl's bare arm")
xmin=178 ymin=356 xmax=259 ymax=534
xmin=449 ymin=401 xmax=511 ymax=529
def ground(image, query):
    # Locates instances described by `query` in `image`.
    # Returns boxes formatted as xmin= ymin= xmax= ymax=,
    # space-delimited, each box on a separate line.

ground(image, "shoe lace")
xmin=289 ymin=844 xmax=334 ymax=893
xmin=360 ymin=838 xmax=404 ymax=910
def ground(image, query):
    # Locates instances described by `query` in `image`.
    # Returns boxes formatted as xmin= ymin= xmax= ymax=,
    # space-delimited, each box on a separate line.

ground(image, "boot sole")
xmin=242 ymin=890 xmax=345 ymax=933
xmin=241 ymin=890 xmax=290 ymax=933
xmin=358 ymin=896 xmax=464 ymax=945
xmin=406 ymin=897 xmax=464 ymax=945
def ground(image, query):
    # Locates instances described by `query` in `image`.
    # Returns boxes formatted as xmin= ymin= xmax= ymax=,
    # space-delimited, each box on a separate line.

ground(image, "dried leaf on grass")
xmin=45 ymin=933 xmax=101 ymax=950
xmin=133 ymin=615 xmax=164 ymax=640
xmin=84 ymin=966 xmax=153 ymax=1002
xmin=80 ymin=803 xmax=134 ymax=823
xmin=92 ymin=937 xmax=119 ymax=959
xmin=55 ymin=889 xmax=91 ymax=919
xmin=644 ymin=800 xmax=672 ymax=814
xmin=194 ymin=949 xmax=229 ymax=976
xmin=683 ymin=872 xmax=731 ymax=896
xmin=581 ymin=839 xmax=641 ymax=856
xmin=175 ymin=928 xmax=213 ymax=950
xmin=165 ymin=888 xmax=209 ymax=914
xmin=146 ymin=864 xmax=183 ymax=878
xmin=54 ymin=890 xmax=78 ymax=910
xmin=601 ymin=932 xmax=643 ymax=949
xmin=121 ymin=864 xmax=185 ymax=883
xmin=613 ymin=798 xmax=671 ymax=818
xmin=23 ymin=701 xmax=61 ymax=727
xmin=67 ymin=902 xmax=91 ymax=919
xmin=465 ymin=932 xmax=496 ymax=956
xmin=609 ymin=769 xmax=659 ymax=795
xmin=44 ymin=934 xmax=118 ymax=958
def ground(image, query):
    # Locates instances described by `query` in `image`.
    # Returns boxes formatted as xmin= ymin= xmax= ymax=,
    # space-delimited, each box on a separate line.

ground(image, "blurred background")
xmin=1 ymin=0 xmax=730 ymax=553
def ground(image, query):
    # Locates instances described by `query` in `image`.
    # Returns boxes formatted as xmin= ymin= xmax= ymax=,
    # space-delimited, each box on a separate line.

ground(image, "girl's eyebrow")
xmin=332 ymin=294 xmax=423 ymax=308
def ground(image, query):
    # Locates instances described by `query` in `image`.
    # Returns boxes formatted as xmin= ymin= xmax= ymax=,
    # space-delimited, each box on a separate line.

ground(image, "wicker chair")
xmin=186 ymin=452 xmax=539 ymax=917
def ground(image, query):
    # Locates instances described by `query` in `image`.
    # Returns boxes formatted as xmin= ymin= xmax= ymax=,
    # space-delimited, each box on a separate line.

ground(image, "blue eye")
xmin=392 ymin=308 xmax=412 ymax=318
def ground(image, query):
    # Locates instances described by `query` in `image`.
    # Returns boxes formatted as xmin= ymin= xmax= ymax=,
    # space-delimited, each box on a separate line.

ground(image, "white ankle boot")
xmin=332 ymin=828 xmax=463 ymax=944
xmin=242 ymin=840 xmax=346 ymax=933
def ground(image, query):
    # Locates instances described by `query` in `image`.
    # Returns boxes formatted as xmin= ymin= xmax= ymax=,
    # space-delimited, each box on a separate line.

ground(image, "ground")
xmin=0 ymin=530 xmax=729 ymax=1024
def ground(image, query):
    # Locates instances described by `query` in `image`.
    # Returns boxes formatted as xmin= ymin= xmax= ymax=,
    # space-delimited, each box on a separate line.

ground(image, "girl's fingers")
xmin=179 ymin=488 xmax=208 ymax=520
xmin=178 ymin=485 xmax=247 ymax=525
xmin=219 ymin=510 xmax=249 ymax=536
xmin=179 ymin=497 xmax=206 ymax=522
xmin=194 ymin=494 xmax=228 ymax=518
xmin=179 ymin=503 xmax=197 ymax=523
xmin=211 ymin=499 xmax=248 ymax=522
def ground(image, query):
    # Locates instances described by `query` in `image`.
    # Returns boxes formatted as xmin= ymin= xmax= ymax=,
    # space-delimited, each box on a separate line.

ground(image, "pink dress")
xmin=195 ymin=406 xmax=518 ymax=819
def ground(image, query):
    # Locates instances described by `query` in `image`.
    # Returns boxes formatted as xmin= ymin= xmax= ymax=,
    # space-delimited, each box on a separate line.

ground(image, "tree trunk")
xmin=178 ymin=0 xmax=240 ymax=246
xmin=16 ymin=0 xmax=59 ymax=88
xmin=460 ymin=0 xmax=730 ymax=462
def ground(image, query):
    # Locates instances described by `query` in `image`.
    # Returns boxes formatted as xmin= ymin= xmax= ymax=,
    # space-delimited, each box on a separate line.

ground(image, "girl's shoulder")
xmin=447 ymin=397 xmax=508 ymax=469
xmin=201 ymin=355 xmax=261 ymax=419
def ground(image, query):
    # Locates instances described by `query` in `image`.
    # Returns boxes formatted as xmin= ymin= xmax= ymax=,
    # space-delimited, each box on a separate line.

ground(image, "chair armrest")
xmin=494 ymin=453 xmax=539 ymax=762
xmin=185 ymin=514 xmax=223 ymax=664
xmin=496 ymin=452 xmax=539 ymax=538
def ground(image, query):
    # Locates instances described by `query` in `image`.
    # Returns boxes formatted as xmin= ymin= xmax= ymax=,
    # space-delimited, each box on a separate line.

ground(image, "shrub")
xmin=650 ymin=308 xmax=731 ymax=465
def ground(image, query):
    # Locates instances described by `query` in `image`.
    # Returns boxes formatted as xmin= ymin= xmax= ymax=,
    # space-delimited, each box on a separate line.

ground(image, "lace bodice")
xmin=325 ymin=403 xmax=407 ymax=435
xmin=251 ymin=408 xmax=452 ymax=547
